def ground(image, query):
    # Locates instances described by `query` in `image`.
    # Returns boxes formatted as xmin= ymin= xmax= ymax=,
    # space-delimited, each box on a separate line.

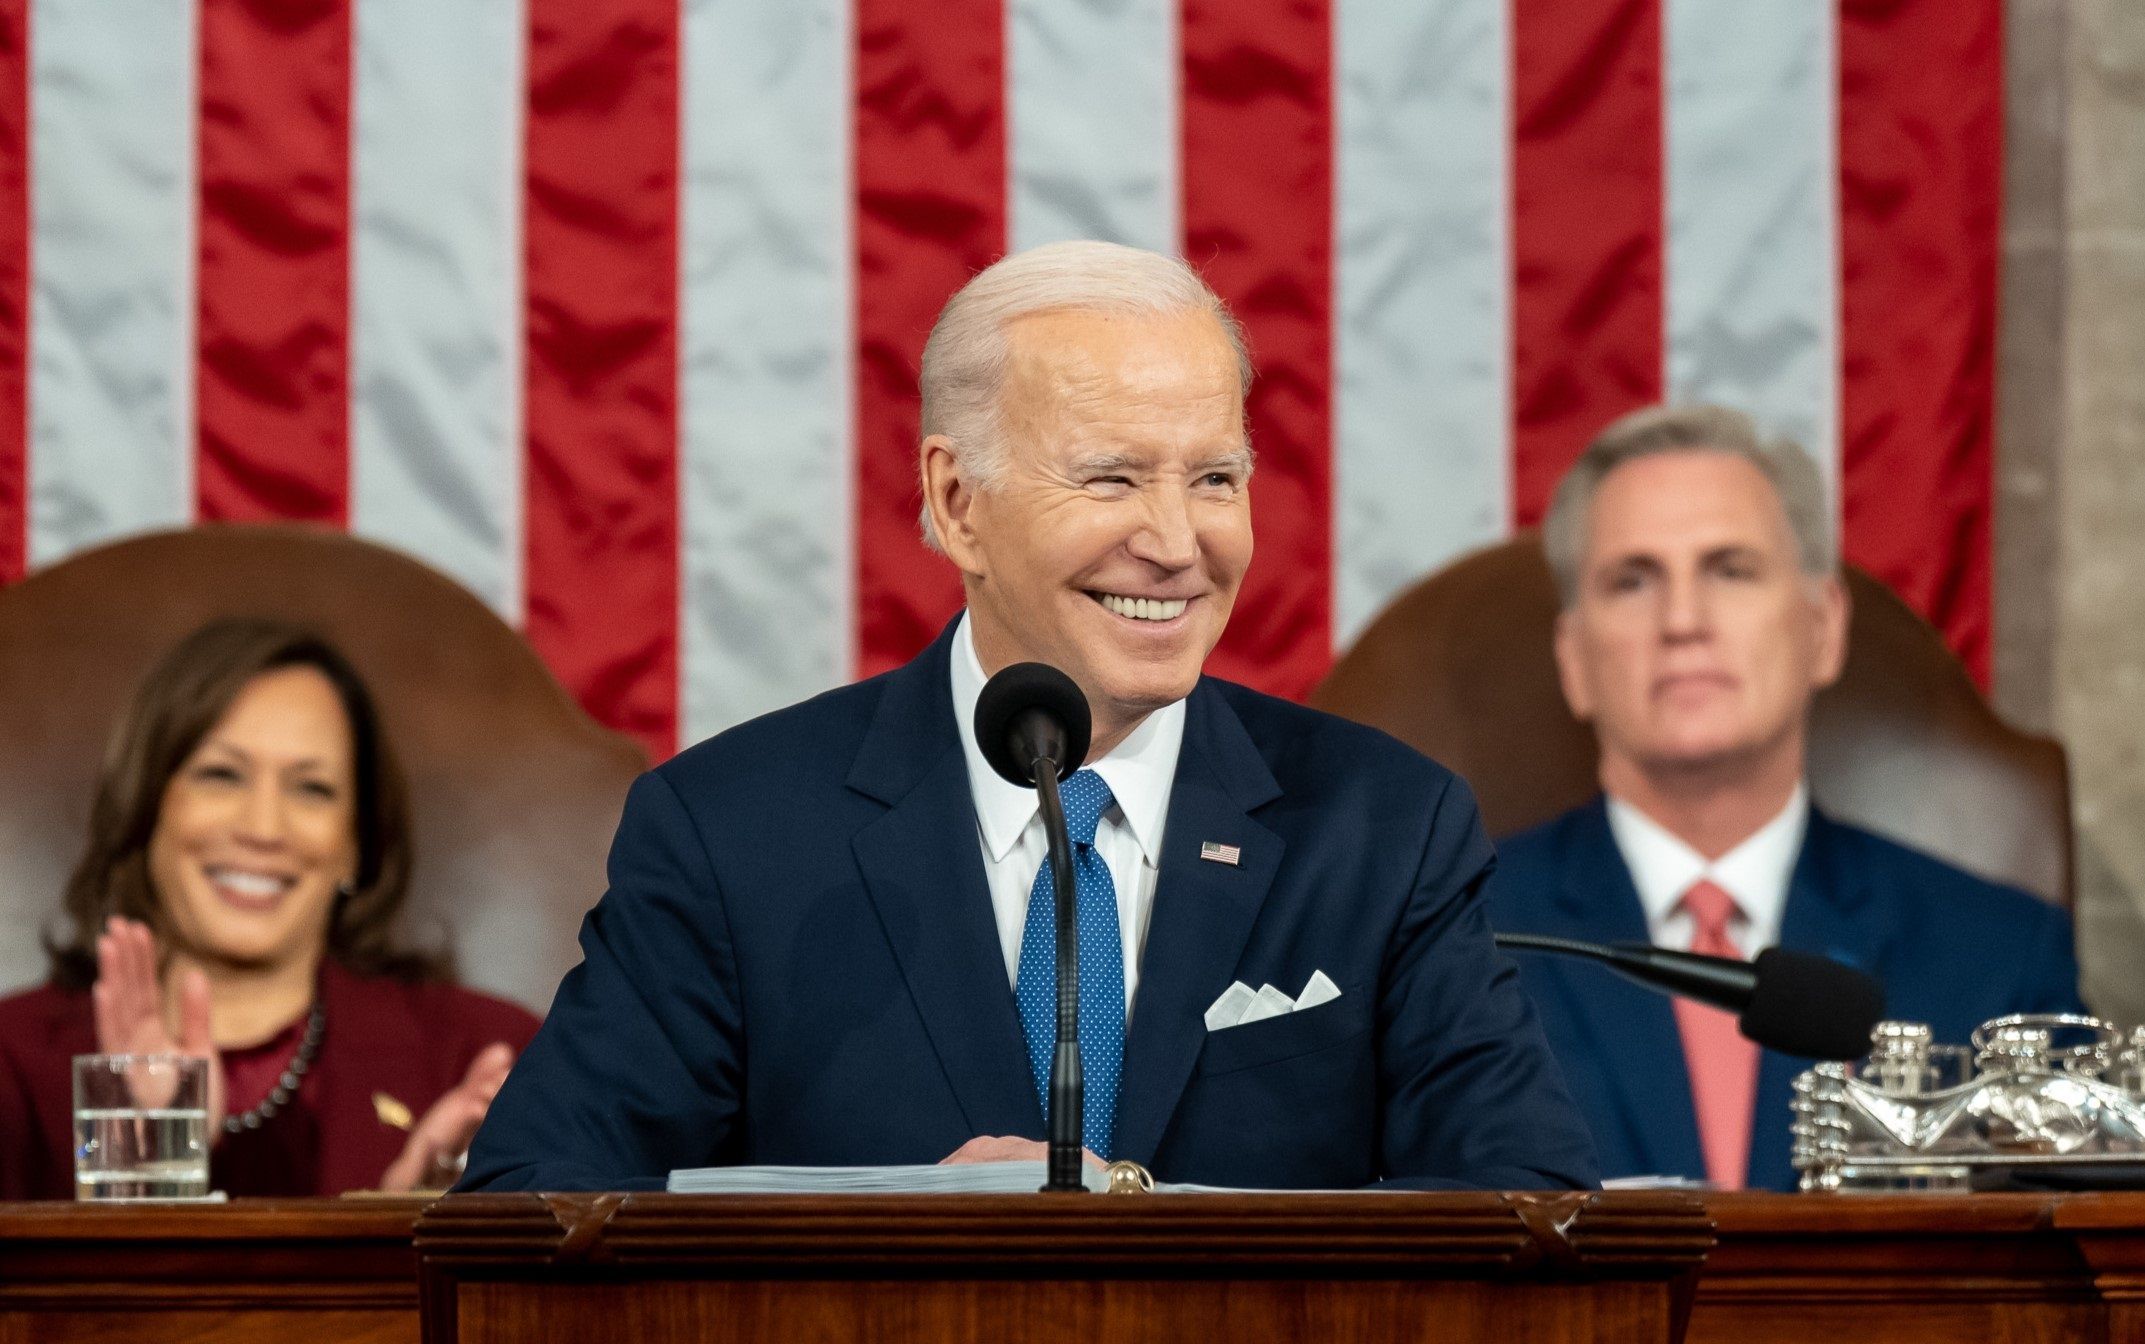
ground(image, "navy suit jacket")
xmin=1487 ymin=797 xmax=2085 ymax=1191
xmin=464 ymin=624 xmax=1598 ymax=1192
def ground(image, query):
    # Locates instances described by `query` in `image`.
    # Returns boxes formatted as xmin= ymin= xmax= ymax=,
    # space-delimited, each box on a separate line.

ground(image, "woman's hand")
xmin=377 ymin=1043 xmax=517 ymax=1192
xmin=90 ymin=917 xmax=227 ymax=1133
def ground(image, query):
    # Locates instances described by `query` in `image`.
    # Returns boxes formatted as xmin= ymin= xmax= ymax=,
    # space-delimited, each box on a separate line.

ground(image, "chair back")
xmin=1311 ymin=537 xmax=2072 ymax=905
xmin=0 ymin=526 xmax=646 ymax=1009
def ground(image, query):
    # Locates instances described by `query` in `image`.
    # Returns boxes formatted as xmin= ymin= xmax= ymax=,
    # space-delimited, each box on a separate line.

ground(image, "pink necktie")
xmin=1673 ymin=879 xmax=1759 ymax=1189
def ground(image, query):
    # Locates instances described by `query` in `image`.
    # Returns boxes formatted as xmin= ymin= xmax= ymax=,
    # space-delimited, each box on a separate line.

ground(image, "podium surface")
xmin=412 ymin=1191 xmax=1710 ymax=1344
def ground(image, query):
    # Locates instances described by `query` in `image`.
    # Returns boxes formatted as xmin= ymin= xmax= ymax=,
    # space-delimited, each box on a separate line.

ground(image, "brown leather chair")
xmin=1312 ymin=536 xmax=2072 ymax=906
xmin=0 ymin=526 xmax=647 ymax=1010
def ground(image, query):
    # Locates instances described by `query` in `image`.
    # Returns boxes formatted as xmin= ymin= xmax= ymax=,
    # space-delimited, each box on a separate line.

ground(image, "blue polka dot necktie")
xmin=1013 ymin=768 xmax=1125 ymax=1159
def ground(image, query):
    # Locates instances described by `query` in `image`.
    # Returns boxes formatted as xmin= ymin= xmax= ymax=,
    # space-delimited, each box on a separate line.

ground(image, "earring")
xmin=336 ymin=880 xmax=356 ymax=899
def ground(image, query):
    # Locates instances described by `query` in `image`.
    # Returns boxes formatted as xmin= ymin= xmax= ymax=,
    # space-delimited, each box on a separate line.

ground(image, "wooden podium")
xmin=0 ymin=1197 xmax=425 ymax=1343
xmin=8 ymin=1192 xmax=2145 ymax=1341
xmin=410 ymin=1191 xmax=1712 ymax=1344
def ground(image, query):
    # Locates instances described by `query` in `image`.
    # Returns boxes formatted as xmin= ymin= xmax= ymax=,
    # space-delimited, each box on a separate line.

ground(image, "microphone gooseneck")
xmin=1494 ymin=932 xmax=1884 ymax=1061
xmin=973 ymin=663 xmax=1094 ymax=1192
xmin=1031 ymin=766 xmax=1083 ymax=1193
xmin=1493 ymin=933 xmax=1761 ymax=1013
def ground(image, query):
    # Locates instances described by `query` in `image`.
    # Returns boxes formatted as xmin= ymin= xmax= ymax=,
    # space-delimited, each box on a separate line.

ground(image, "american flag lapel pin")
xmin=1199 ymin=840 xmax=1242 ymax=867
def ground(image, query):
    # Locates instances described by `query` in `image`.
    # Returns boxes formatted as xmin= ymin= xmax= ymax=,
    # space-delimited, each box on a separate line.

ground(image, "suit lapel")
xmin=1747 ymin=808 xmax=1884 ymax=1189
xmin=847 ymin=624 xmax=1042 ymax=1140
xmin=1548 ymin=800 xmax=1707 ymax=1179
xmin=1112 ymin=683 xmax=1282 ymax=1166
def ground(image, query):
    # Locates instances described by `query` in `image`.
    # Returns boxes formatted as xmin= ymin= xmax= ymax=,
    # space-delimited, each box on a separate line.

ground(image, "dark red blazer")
xmin=0 ymin=959 xmax=540 ymax=1198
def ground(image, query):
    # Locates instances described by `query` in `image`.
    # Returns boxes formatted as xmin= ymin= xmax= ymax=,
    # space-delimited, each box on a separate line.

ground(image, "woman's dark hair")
xmin=46 ymin=618 xmax=446 ymax=989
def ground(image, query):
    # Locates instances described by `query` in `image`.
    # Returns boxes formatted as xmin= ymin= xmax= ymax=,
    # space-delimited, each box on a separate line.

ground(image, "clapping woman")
xmin=0 ymin=620 xmax=540 ymax=1197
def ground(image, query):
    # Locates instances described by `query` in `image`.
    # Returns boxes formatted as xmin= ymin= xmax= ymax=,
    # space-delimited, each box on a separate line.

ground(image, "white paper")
xmin=667 ymin=1161 xmax=1360 ymax=1197
xmin=1600 ymin=1174 xmax=1715 ymax=1190
xmin=669 ymin=1161 xmax=1109 ymax=1194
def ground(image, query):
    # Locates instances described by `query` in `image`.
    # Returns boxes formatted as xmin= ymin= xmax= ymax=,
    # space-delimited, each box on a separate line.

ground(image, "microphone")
xmin=973 ymin=663 xmax=1094 ymax=1193
xmin=974 ymin=662 xmax=1092 ymax=789
xmin=1494 ymin=932 xmax=1884 ymax=1060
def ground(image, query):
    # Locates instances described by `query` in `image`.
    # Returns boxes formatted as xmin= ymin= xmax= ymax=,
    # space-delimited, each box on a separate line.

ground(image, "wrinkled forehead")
xmin=1000 ymin=307 xmax=1244 ymax=401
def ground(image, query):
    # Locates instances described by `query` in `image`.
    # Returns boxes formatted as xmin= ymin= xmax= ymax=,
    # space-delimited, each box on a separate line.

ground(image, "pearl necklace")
xmin=222 ymin=1005 xmax=326 ymax=1135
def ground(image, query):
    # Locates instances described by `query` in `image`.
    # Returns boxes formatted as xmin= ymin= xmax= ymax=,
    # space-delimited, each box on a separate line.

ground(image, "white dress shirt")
xmin=950 ymin=612 xmax=1183 ymax=1019
xmin=1605 ymin=785 xmax=1809 ymax=956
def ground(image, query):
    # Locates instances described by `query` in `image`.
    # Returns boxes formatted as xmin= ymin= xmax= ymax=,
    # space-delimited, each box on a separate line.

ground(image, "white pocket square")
xmin=1204 ymin=970 xmax=1342 ymax=1031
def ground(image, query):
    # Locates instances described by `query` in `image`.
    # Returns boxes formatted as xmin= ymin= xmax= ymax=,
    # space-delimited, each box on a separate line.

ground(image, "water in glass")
xmin=72 ymin=1055 xmax=210 ymax=1200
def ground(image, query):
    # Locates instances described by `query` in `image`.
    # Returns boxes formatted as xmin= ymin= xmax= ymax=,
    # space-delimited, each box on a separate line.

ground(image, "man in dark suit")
xmin=1488 ymin=404 xmax=2083 ymax=1192
xmin=464 ymin=240 xmax=1596 ymax=1192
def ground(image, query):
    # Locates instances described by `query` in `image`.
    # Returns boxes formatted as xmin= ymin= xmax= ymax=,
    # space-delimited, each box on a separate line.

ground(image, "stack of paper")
xmin=667 ymin=1162 xmax=1339 ymax=1195
xmin=667 ymin=1160 xmax=1106 ymax=1194
xmin=1600 ymin=1174 xmax=1714 ymax=1190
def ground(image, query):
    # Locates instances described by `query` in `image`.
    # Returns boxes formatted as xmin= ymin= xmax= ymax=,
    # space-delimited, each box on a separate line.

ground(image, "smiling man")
xmin=1488 ymin=404 xmax=2084 ymax=1191
xmin=463 ymin=241 xmax=1596 ymax=1191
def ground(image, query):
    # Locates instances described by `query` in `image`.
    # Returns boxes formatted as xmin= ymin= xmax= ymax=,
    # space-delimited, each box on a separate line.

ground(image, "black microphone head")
xmin=1740 ymin=947 xmax=1885 ymax=1060
xmin=974 ymin=662 xmax=1091 ymax=786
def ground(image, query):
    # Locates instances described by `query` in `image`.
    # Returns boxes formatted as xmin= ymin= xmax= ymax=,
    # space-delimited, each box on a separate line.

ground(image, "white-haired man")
xmin=1489 ymin=404 xmax=2083 ymax=1191
xmin=465 ymin=241 xmax=1597 ymax=1191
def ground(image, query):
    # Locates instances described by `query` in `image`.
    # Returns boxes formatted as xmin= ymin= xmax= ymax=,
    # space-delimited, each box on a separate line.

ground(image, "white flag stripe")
xmin=1007 ymin=0 xmax=1178 ymax=253
xmin=1332 ymin=0 xmax=1512 ymax=644
xmin=679 ymin=0 xmax=855 ymax=743
xmin=1664 ymin=0 xmax=1839 ymax=487
xmin=26 ymin=0 xmax=197 ymax=566
xmin=350 ymin=0 xmax=527 ymax=618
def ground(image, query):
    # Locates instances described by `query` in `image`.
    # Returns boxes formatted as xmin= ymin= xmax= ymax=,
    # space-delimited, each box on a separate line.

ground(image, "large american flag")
xmin=0 ymin=0 xmax=2000 ymax=763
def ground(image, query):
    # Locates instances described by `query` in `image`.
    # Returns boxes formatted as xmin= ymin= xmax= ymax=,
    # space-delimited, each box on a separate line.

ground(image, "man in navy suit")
xmin=463 ymin=241 xmax=1596 ymax=1192
xmin=1489 ymin=404 xmax=2083 ymax=1192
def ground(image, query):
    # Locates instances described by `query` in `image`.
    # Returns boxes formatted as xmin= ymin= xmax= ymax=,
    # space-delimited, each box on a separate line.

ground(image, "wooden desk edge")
xmin=409 ymin=1190 xmax=1715 ymax=1279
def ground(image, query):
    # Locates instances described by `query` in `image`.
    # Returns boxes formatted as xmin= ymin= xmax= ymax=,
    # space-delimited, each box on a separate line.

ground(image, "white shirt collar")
xmin=1604 ymin=784 xmax=1809 ymax=951
xmin=949 ymin=612 xmax=1185 ymax=866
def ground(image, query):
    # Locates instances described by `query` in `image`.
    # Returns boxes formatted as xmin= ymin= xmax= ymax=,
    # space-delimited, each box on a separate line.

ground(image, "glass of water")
xmin=72 ymin=1054 xmax=210 ymax=1201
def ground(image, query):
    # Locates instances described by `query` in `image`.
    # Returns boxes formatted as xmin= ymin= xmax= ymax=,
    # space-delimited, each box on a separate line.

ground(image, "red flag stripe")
xmin=193 ymin=0 xmax=352 ymax=526
xmin=521 ymin=2 xmax=681 ymax=761
xmin=1180 ymin=0 xmax=1334 ymax=700
xmin=1837 ymin=0 xmax=2001 ymax=686
xmin=851 ymin=0 xmax=1006 ymax=679
xmin=1508 ymin=0 xmax=1665 ymax=527
xmin=0 ymin=0 xmax=25 ymax=583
